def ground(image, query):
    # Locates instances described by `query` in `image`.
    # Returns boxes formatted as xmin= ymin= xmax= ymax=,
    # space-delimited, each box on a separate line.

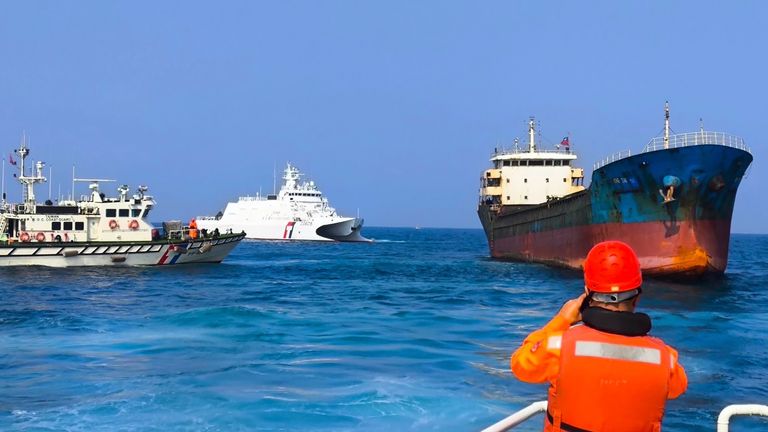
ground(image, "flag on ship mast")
xmin=560 ymin=136 xmax=570 ymax=148
xmin=8 ymin=153 xmax=16 ymax=166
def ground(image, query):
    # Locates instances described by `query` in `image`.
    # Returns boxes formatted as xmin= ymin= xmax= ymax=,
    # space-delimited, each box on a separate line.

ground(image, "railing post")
xmin=716 ymin=404 xmax=768 ymax=432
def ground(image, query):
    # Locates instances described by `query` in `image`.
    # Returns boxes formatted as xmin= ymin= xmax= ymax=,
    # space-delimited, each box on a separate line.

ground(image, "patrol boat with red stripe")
xmin=197 ymin=163 xmax=368 ymax=242
xmin=477 ymin=104 xmax=753 ymax=278
xmin=0 ymin=138 xmax=244 ymax=267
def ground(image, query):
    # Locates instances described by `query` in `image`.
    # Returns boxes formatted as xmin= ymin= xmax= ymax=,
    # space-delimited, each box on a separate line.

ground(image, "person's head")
xmin=583 ymin=241 xmax=642 ymax=312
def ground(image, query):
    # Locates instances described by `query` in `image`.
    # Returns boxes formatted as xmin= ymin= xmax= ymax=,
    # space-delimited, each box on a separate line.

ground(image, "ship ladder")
xmin=482 ymin=401 xmax=768 ymax=432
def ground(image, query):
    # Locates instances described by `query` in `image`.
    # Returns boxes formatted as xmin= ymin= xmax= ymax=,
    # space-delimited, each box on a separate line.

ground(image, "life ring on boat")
xmin=19 ymin=232 xmax=30 ymax=242
xmin=109 ymin=219 xmax=119 ymax=230
xmin=35 ymin=232 xmax=46 ymax=242
xmin=128 ymin=219 xmax=140 ymax=230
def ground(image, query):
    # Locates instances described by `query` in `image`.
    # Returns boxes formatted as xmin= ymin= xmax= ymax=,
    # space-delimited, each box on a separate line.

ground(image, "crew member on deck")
xmin=189 ymin=218 xmax=199 ymax=240
xmin=510 ymin=241 xmax=687 ymax=431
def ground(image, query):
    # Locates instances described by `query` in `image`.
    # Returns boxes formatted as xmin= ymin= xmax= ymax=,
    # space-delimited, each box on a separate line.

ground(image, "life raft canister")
xmin=35 ymin=232 xmax=46 ymax=242
xmin=109 ymin=219 xmax=119 ymax=230
xmin=128 ymin=219 xmax=140 ymax=230
xmin=19 ymin=232 xmax=31 ymax=242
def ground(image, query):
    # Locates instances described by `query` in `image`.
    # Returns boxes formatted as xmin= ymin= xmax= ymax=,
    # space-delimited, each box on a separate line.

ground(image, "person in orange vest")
xmin=189 ymin=218 xmax=199 ymax=240
xmin=510 ymin=241 xmax=687 ymax=431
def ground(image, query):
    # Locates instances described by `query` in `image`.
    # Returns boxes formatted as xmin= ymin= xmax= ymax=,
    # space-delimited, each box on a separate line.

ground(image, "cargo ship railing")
xmin=491 ymin=147 xmax=574 ymax=158
xmin=593 ymin=131 xmax=750 ymax=171
xmin=482 ymin=401 xmax=768 ymax=432
xmin=643 ymin=131 xmax=750 ymax=154
xmin=593 ymin=149 xmax=632 ymax=170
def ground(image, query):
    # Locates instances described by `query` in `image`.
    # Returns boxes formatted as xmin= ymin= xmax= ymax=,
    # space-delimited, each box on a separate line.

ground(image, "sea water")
xmin=0 ymin=228 xmax=765 ymax=431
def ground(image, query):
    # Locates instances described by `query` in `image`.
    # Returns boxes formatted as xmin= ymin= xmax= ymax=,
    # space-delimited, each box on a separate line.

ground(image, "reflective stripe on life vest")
xmin=548 ymin=335 xmax=562 ymax=350
xmin=574 ymin=341 xmax=661 ymax=364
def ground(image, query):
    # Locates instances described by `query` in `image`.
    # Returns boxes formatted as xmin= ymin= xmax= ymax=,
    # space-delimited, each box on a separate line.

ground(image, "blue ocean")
xmin=1 ymin=228 xmax=766 ymax=431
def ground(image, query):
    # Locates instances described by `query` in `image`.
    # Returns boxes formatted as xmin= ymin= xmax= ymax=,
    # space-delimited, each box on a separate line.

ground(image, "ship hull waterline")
xmin=482 ymin=218 xmax=730 ymax=278
xmin=198 ymin=217 xmax=369 ymax=242
xmin=0 ymin=233 xmax=245 ymax=267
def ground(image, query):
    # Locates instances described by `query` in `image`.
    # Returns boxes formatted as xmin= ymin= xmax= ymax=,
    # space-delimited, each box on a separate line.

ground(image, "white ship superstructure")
xmin=0 ymin=137 xmax=244 ymax=267
xmin=197 ymin=164 xmax=367 ymax=241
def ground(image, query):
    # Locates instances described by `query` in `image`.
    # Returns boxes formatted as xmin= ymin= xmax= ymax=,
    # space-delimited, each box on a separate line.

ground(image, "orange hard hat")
xmin=584 ymin=241 xmax=642 ymax=294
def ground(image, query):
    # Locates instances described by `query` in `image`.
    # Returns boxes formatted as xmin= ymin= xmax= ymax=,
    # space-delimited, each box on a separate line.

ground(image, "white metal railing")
xmin=483 ymin=402 xmax=768 ymax=432
xmin=593 ymin=149 xmax=632 ymax=170
xmin=491 ymin=147 xmax=574 ymax=158
xmin=717 ymin=404 xmax=768 ymax=432
xmin=592 ymin=131 xmax=750 ymax=170
xmin=482 ymin=401 xmax=547 ymax=432
xmin=644 ymin=131 xmax=750 ymax=153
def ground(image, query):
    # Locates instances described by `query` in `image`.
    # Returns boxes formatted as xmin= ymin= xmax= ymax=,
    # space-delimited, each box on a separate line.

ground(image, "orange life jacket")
xmin=545 ymin=324 xmax=672 ymax=432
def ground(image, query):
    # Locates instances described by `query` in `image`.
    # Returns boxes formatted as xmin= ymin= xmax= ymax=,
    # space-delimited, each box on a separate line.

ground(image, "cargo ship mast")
xmin=528 ymin=117 xmax=536 ymax=153
xmin=664 ymin=101 xmax=670 ymax=149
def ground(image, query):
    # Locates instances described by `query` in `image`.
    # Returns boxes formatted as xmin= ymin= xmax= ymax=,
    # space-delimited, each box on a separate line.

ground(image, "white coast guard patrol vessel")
xmin=0 ymin=139 xmax=244 ymax=267
xmin=197 ymin=163 xmax=368 ymax=242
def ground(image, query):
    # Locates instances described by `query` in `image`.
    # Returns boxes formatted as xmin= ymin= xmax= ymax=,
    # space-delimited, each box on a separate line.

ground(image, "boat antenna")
xmin=71 ymin=165 xmax=75 ymax=201
xmin=699 ymin=117 xmax=704 ymax=133
xmin=49 ymin=166 xmax=52 ymax=200
xmin=1 ymin=157 xmax=5 ymax=206
xmin=663 ymin=101 xmax=670 ymax=149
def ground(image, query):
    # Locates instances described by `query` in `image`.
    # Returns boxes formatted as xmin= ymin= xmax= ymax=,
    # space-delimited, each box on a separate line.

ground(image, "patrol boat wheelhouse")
xmin=197 ymin=163 xmax=367 ymax=241
xmin=0 ymin=140 xmax=245 ymax=267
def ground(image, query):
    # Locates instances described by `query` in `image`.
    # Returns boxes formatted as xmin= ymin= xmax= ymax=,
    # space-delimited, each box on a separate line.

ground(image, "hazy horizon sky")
xmin=1 ymin=1 xmax=765 ymax=233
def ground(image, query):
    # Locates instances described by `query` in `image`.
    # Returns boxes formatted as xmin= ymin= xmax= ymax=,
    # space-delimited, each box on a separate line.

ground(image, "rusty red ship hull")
xmin=478 ymin=144 xmax=752 ymax=278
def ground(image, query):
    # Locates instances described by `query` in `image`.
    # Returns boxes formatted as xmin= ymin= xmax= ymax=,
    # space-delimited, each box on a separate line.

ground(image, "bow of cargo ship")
xmin=478 ymin=105 xmax=753 ymax=278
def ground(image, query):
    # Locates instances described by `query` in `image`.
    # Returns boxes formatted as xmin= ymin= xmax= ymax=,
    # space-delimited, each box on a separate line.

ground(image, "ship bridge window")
xmin=143 ymin=208 xmax=151 ymax=218
xmin=545 ymin=160 xmax=553 ymax=166
xmin=510 ymin=161 xmax=518 ymax=166
xmin=51 ymin=221 xmax=61 ymax=230
xmin=132 ymin=209 xmax=141 ymax=217
xmin=63 ymin=222 xmax=73 ymax=230
xmin=75 ymin=222 xmax=84 ymax=231
xmin=503 ymin=160 xmax=510 ymax=167
xmin=529 ymin=160 xmax=544 ymax=166
xmin=106 ymin=209 xmax=116 ymax=218
xmin=119 ymin=209 xmax=129 ymax=217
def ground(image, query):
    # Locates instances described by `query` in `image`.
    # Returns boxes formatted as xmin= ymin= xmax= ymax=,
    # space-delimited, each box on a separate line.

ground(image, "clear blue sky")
xmin=0 ymin=1 xmax=765 ymax=232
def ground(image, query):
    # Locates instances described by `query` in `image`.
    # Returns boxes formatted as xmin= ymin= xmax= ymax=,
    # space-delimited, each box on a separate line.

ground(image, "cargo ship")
xmin=477 ymin=104 xmax=753 ymax=277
